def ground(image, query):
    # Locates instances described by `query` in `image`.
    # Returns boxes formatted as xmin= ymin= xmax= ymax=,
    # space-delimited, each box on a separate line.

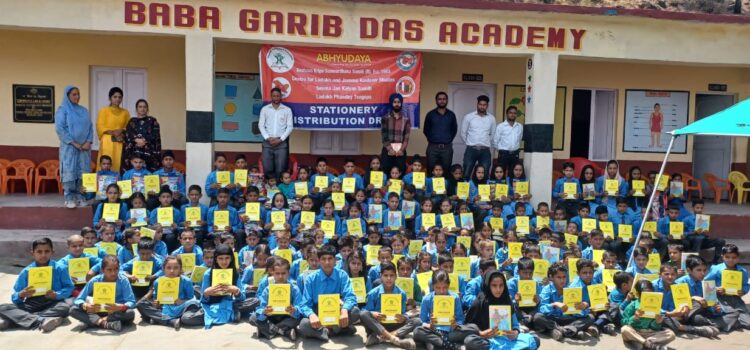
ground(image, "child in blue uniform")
xmin=136 ymin=255 xmax=199 ymax=329
xmin=71 ymin=255 xmax=136 ymax=332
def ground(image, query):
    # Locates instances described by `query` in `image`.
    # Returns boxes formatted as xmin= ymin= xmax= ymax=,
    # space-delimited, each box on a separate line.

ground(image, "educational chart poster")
xmin=213 ymin=73 xmax=263 ymax=143
xmin=624 ymin=90 xmax=689 ymax=153
xmin=260 ymin=45 xmax=422 ymax=130
xmin=503 ymin=85 xmax=566 ymax=150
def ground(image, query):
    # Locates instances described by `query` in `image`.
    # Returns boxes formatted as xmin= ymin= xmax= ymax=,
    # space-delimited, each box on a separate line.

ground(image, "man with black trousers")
xmin=423 ymin=91 xmax=457 ymax=173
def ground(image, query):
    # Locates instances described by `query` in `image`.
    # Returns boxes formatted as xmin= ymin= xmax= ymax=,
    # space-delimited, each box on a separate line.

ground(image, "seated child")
xmin=533 ymin=262 xmax=595 ymax=341
xmin=414 ymin=270 xmax=472 ymax=350
xmin=620 ymin=279 xmax=676 ymax=350
xmin=253 ymin=257 xmax=302 ymax=340
xmin=71 ymin=255 xmax=136 ymax=331
xmin=136 ymin=255 xmax=200 ymax=329
xmin=199 ymin=244 xmax=245 ymax=329
xmin=704 ymin=244 xmax=750 ymax=331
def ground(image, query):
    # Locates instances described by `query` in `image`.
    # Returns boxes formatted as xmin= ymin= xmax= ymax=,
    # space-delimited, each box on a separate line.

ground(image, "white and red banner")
xmin=260 ymin=45 xmax=421 ymax=130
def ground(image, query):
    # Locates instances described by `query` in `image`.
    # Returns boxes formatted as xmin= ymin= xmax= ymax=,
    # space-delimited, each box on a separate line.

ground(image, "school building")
xmin=1 ymin=0 xmax=750 ymax=205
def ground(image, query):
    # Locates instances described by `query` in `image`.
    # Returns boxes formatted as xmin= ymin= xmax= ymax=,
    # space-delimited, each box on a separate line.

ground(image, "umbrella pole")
xmin=627 ymin=134 xmax=677 ymax=269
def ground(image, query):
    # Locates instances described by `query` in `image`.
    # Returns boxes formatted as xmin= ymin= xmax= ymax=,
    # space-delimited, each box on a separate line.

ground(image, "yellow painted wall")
xmin=0 ymin=30 xmax=186 ymax=150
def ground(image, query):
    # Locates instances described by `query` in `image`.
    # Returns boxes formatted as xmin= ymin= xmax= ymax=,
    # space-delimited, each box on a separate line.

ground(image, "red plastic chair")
xmin=704 ymin=173 xmax=730 ymax=204
xmin=173 ymin=162 xmax=186 ymax=175
xmin=34 ymin=160 xmax=62 ymax=194
xmin=568 ymin=157 xmax=605 ymax=177
xmin=681 ymin=172 xmax=703 ymax=199
xmin=289 ymin=155 xmax=299 ymax=180
xmin=552 ymin=170 xmax=563 ymax=188
xmin=353 ymin=165 xmax=366 ymax=177
xmin=328 ymin=166 xmax=341 ymax=176
xmin=1 ymin=159 xmax=35 ymax=195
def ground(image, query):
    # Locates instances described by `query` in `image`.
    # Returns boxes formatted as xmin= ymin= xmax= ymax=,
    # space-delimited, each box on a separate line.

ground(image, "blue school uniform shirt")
xmin=204 ymin=170 xmax=236 ymax=199
xmin=539 ymin=284 xmax=571 ymax=318
xmin=153 ymin=168 xmax=186 ymax=196
xmin=611 ymin=209 xmax=638 ymax=227
xmin=681 ymin=213 xmax=703 ymax=238
xmin=151 ymin=275 xmax=196 ymax=318
xmin=154 ymin=240 xmax=168 ymax=258
xmin=93 ymin=201 xmax=129 ymax=237
xmin=117 ymin=245 xmax=137 ymax=265
xmin=501 ymin=202 xmax=534 ymax=220
xmin=94 ymin=241 xmax=123 ymax=259
xmin=124 ymin=207 xmax=149 ymax=228
xmin=414 ymin=213 xmax=440 ymax=239
xmin=420 ymin=291 xmax=464 ymax=331
xmin=12 ymin=260 xmax=73 ymax=304
xmin=552 ymin=177 xmax=581 ymax=200
xmin=207 ymin=205 xmax=241 ymax=234
xmin=148 ymin=206 xmax=184 ymax=229
xmin=339 ymin=216 xmax=366 ymax=237
xmin=364 ymin=284 xmax=408 ymax=315
xmin=657 ymin=216 xmax=685 ymax=239
xmin=507 ymin=277 xmax=543 ymax=306
xmin=200 ymin=268 xmax=246 ymax=328
xmin=57 ymin=253 xmax=101 ymax=283
xmin=120 ymin=256 xmax=164 ymax=275
xmin=237 ymin=245 xmax=255 ymax=268
xmin=337 ymin=173 xmax=364 ymax=191
xmin=704 ymin=263 xmax=750 ymax=294
xmin=256 ymin=280 xmax=303 ymax=321
xmin=180 ymin=202 xmax=209 ymax=227
xmin=592 ymin=265 xmax=622 ymax=285
xmin=299 ymin=267 xmax=358 ymax=317
xmin=608 ymin=287 xmax=631 ymax=311
xmin=595 ymin=176 xmax=626 ymax=207
xmin=74 ymin=273 xmax=136 ymax=309
xmin=366 ymin=263 xmax=382 ymax=291
xmin=566 ymin=278 xmax=592 ymax=317
xmin=382 ymin=207 xmax=406 ymax=238
xmin=122 ymin=167 xmax=152 ymax=181
xmin=172 ymin=245 xmax=204 ymax=266
xmin=463 ymin=275 xmax=483 ymax=309
xmin=625 ymin=265 xmax=653 ymax=277
xmin=652 ymin=278 xmax=675 ymax=313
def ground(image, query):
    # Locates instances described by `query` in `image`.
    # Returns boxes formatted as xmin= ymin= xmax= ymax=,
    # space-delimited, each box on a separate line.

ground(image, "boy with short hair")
xmin=181 ymin=185 xmax=209 ymax=246
xmin=656 ymin=264 xmax=718 ymax=338
xmin=207 ymin=188 xmax=242 ymax=249
xmin=552 ymin=162 xmax=581 ymax=218
xmin=704 ymin=244 xmax=750 ymax=331
xmin=58 ymin=234 xmax=102 ymax=295
xmin=568 ymin=258 xmax=610 ymax=336
xmin=0 ymin=238 xmax=73 ymax=332
xmin=254 ymin=257 xmax=302 ymax=340
xmin=361 ymin=261 xmax=420 ymax=349
xmin=149 ymin=186 xmax=184 ymax=251
xmin=205 ymin=153 xmax=236 ymax=205
xmin=367 ymin=246 xmax=394 ymax=290
xmin=682 ymin=199 xmax=725 ymax=264
xmin=534 ymin=262 xmax=596 ymax=341
xmin=656 ymin=204 xmax=686 ymax=255
xmin=121 ymin=238 xmax=163 ymax=299
xmin=507 ymin=257 xmax=542 ymax=329
xmin=151 ymin=150 xmax=187 ymax=209
xmin=463 ymin=258 xmax=496 ymax=310
xmin=171 ymin=229 xmax=204 ymax=266
xmin=338 ymin=158 xmax=365 ymax=192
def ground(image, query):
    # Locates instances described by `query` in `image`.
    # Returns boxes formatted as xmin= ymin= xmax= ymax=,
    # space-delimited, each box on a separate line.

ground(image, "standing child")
xmin=620 ymin=279 xmax=676 ymax=350
xmin=136 ymin=255 xmax=199 ymax=329
xmin=71 ymin=255 xmax=136 ymax=331
xmin=0 ymin=238 xmax=72 ymax=332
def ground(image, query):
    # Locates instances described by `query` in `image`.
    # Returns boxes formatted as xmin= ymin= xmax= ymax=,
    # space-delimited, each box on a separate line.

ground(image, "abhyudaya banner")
xmin=260 ymin=45 xmax=421 ymax=130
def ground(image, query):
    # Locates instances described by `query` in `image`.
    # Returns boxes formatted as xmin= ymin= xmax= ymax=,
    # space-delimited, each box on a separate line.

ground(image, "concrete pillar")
xmin=522 ymin=52 xmax=558 ymax=206
xmin=184 ymin=34 xmax=215 ymax=205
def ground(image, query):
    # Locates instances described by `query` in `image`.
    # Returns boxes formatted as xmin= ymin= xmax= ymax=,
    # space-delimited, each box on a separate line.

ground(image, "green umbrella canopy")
xmin=672 ymin=98 xmax=750 ymax=137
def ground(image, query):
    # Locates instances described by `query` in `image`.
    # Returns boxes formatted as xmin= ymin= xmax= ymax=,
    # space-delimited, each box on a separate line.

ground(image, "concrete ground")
xmin=1 ymin=264 xmax=749 ymax=350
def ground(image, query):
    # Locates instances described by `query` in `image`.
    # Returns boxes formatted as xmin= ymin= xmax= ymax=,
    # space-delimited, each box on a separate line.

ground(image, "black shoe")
xmin=170 ymin=319 xmax=181 ymax=330
xmin=340 ymin=326 xmax=357 ymax=336
xmin=285 ymin=327 xmax=298 ymax=341
xmin=105 ymin=321 xmax=122 ymax=332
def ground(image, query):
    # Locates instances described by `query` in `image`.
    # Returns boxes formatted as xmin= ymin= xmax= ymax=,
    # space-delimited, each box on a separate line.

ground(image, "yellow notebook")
xmin=456 ymin=182 xmax=469 ymax=200
xmin=408 ymin=240 xmax=423 ymax=257
xmin=300 ymin=211 xmax=316 ymax=228
xmin=118 ymin=180 xmax=132 ymax=199
xmin=157 ymin=207 xmax=173 ymax=226
xmin=639 ymin=292 xmax=663 ymax=318
xmin=216 ymin=171 xmax=230 ymax=187
xmin=252 ymin=268 xmax=265 ymax=287
xmin=68 ymin=257 xmax=89 ymax=285
xmin=314 ymin=175 xmax=329 ymax=191
xmin=83 ymin=247 xmax=99 ymax=257
xmin=156 ymin=277 xmax=180 ymax=304
xmin=433 ymin=295 xmax=455 ymax=326
xmin=605 ymin=179 xmax=619 ymax=196
xmin=602 ymin=269 xmax=618 ymax=291
xmin=321 ymin=219 xmax=337 ymax=238
xmin=132 ymin=261 xmax=153 ymax=287
xmin=180 ymin=253 xmax=196 ymax=274
xmin=533 ymin=259 xmax=549 ymax=281
xmin=144 ymin=174 xmax=160 ymax=195
xmin=269 ymin=283 xmax=291 ymax=314
xmin=722 ymin=270 xmax=743 ymax=295
xmin=82 ymin=173 xmax=98 ymax=192
xmin=454 ymin=257 xmax=471 ymax=279
xmin=102 ymin=203 xmax=120 ymax=222
xmin=669 ymin=222 xmax=684 ymax=239
xmin=457 ymin=236 xmax=472 ymax=252
xmin=211 ymin=268 xmax=234 ymax=287
xmin=93 ymin=282 xmax=116 ymax=305
xmin=245 ymin=203 xmax=260 ymax=221
xmin=564 ymin=233 xmax=578 ymax=247
xmin=671 ymin=283 xmax=692 ymax=310
xmin=413 ymin=172 xmax=426 ymax=189
xmin=647 ymin=253 xmax=661 ymax=272
xmin=563 ymin=287 xmax=583 ymax=314
xmin=515 ymin=216 xmax=530 ymax=235
xmin=449 ymin=273 xmax=459 ymax=293
xmin=275 ymin=249 xmax=293 ymax=264
xmin=490 ymin=217 xmax=504 ymax=232
xmin=632 ymin=180 xmax=646 ymax=197
xmin=563 ymin=182 xmax=578 ymax=199
xmin=518 ymin=280 xmax=537 ymax=306
xmin=432 ymin=177 xmax=446 ymax=194
xmin=514 ymin=181 xmax=529 ymax=196
xmin=582 ymin=218 xmax=597 ymax=233
xmin=478 ymin=184 xmax=491 ymax=201
xmin=509 ymin=242 xmax=523 ymax=262
xmin=568 ymin=258 xmax=579 ymax=280
xmin=440 ymin=213 xmax=456 ymax=229
xmin=656 ymin=174 xmax=670 ymax=192
xmin=389 ymin=179 xmax=403 ymax=194
xmin=366 ymin=245 xmax=382 ymax=266
xmin=644 ymin=221 xmax=658 ymax=238
xmin=294 ymin=182 xmax=309 ymax=196
xmin=396 ymin=277 xmax=414 ymax=300
xmin=332 ymin=192 xmax=345 ymax=210
xmin=593 ymin=249 xmax=605 ymax=266
xmin=536 ymin=216 xmax=550 ymax=229
xmin=139 ymin=227 xmax=155 ymax=239
xmin=600 ymin=222 xmax=615 ymax=239
xmin=370 ymin=171 xmax=384 ymax=189
xmin=588 ymin=284 xmax=608 ymax=311
xmin=185 ymin=207 xmax=202 ymax=227
xmin=28 ymin=266 xmax=53 ymax=296
xmin=318 ymin=294 xmax=341 ymax=326
xmin=495 ymin=184 xmax=509 ymax=198
xmin=381 ymin=294 xmax=402 ymax=324
xmin=351 ymin=277 xmax=367 ymax=303
xmin=421 ymin=213 xmax=436 ymax=230
xmin=191 ymin=266 xmax=208 ymax=284
xmin=618 ymin=224 xmax=633 ymax=243
xmin=234 ymin=169 xmax=248 ymax=187
xmin=342 ymin=177 xmax=356 ymax=193
xmin=416 ymin=271 xmax=433 ymax=295
xmin=99 ymin=242 xmax=118 ymax=256
xmin=213 ymin=210 xmax=229 ymax=230
xmin=269 ymin=211 xmax=285 ymax=231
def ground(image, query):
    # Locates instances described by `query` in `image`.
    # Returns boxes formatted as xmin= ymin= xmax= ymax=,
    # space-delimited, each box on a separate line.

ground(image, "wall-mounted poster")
xmin=213 ymin=72 xmax=263 ymax=143
xmin=502 ymin=85 xmax=566 ymax=151
xmin=623 ymin=90 xmax=689 ymax=153
xmin=13 ymin=84 xmax=55 ymax=123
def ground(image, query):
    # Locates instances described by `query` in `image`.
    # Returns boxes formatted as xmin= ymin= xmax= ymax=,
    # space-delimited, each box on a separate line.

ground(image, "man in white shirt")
xmin=460 ymin=95 xmax=495 ymax=180
xmin=493 ymin=106 xmax=524 ymax=174
xmin=259 ymin=87 xmax=294 ymax=180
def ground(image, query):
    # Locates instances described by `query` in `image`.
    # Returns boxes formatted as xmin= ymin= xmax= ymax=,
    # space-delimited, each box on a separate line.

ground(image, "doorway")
xmin=447 ymin=83 xmax=497 ymax=166
xmin=694 ymin=93 xmax=735 ymax=200
xmin=90 ymin=66 xmax=147 ymax=150
xmin=570 ymin=89 xmax=616 ymax=161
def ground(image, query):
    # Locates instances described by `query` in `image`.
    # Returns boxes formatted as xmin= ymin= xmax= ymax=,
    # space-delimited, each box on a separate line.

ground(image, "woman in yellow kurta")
xmin=97 ymin=87 xmax=130 ymax=172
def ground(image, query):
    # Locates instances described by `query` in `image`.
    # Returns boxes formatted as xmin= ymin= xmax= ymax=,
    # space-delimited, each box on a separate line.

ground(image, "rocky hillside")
xmin=494 ymin=0 xmax=748 ymax=15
